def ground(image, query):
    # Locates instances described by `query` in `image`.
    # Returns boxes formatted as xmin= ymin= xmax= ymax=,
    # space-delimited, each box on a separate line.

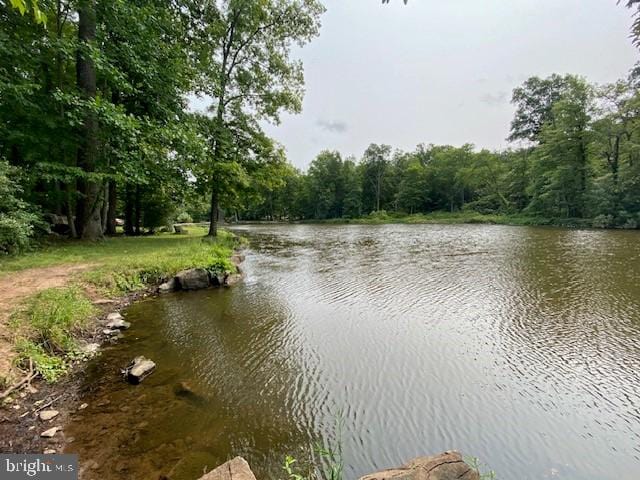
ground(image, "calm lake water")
xmin=66 ymin=224 xmax=640 ymax=480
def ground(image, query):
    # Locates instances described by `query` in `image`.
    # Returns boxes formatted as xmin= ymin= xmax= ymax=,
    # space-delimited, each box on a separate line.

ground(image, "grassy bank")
xmin=303 ymin=211 xmax=622 ymax=229
xmin=1 ymin=227 xmax=239 ymax=387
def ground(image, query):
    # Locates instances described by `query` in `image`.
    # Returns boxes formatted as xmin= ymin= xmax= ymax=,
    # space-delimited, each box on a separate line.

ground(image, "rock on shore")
xmin=360 ymin=452 xmax=479 ymax=480
xmin=159 ymin=253 xmax=246 ymax=293
xmin=197 ymin=452 xmax=479 ymax=480
xmin=198 ymin=457 xmax=256 ymax=480
xmin=176 ymin=268 xmax=211 ymax=290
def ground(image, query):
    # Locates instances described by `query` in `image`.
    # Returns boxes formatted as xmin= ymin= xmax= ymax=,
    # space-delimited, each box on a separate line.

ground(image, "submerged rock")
xmin=39 ymin=410 xmax=59 ymax=421
xmin=198 ymin=456 xmax=257 ymax=480
xmin=360 ymin=451 xmax=479 ymax=480
xmin=124 ymin=356 xmax=156 ymax=384
xmin=176 ymin=268 xmax=210 ymax=290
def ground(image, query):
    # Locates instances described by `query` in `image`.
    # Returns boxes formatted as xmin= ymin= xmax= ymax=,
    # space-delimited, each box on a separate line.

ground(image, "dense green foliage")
xmin=0 ymin=158 xmax=40 ymax=253
xmin=239 ymin=73 xmax=640 ymax=228
xmin=0 ymin=0 xmax=323 ymax=253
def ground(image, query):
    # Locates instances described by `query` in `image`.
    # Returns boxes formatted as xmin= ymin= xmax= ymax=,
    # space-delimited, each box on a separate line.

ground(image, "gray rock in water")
xmin=198 ymin=457 xmax=257 ymax=480
xmin=105 ymin=312 xmax=130 ymax=330
xmin=39 ymin=410 xmax=59 ymax=421
xmin=103 ymin=328 xmax=120 ymax=336
xmin=125 ymin=356 xmax=156 ymax=385
xmin=176 ymin=268 xmax=210 ymax=290
xmin=158 ymin=277 xmax=177 ymax=293
xmin=359 ymin=451 xmax=479 ymax=480
xmin=106 ymin=318 xmax=131 ymax=329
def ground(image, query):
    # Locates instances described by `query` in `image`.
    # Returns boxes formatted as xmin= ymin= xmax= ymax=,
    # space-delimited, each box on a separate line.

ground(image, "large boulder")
xmin=176 ymin=268 xmax=210 ymax=290
xmin=198 ymin=457 xmax=256 ymax=480
xmin=124 ymin=356 xmax=156 ymax=385
xmin=359 ymin=452 xmax=479 ymax=480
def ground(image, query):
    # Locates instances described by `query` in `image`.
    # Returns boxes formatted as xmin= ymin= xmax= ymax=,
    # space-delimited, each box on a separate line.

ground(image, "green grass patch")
xmin=82 ymin=229 xmax=238 ymax=295
xmin=0 ymin=226 xmax=225 ymax=275
xmin=12 ymin=286 xmax=97 ymax=382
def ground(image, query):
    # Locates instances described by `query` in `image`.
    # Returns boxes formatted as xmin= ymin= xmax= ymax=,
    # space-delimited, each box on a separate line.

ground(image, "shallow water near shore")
xmin=65 ymin=224 xmax=640 ymax=480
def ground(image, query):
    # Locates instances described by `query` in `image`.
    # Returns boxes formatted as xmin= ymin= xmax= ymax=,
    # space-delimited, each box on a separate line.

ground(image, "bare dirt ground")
xmin=0 ymin=264 xmax=95 ymax=380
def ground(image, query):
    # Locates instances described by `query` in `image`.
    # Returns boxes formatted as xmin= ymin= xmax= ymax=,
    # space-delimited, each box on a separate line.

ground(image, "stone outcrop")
xmin=159 ymin=253 xmax=245 ymax=293
xmin=124 ymin=356 xmax=156 ymax=384
xmin=176 ymin=268 xmax=211 ymax=290
xmin=359 ymin=452 xmax=479 ymax=480
xmin=198 ymin=457 xmax=256 ymax=480
xmin=197 ymin=452 xmax=479 ymax=480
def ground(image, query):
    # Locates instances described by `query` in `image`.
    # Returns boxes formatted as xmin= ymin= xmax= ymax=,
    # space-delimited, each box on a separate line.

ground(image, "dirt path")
xmin=0 ymin=264 xmax=95 ymax=380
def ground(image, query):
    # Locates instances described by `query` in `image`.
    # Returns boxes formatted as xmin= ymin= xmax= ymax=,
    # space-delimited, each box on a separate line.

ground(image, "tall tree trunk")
xmin=135 ymin=185 xmax=142 ymax=235
xmin=54 ymin=181 xmax=63 ymax=215
xmin=76 ymin=0 xmax=102 ymax=240
xmin=208 ymin=188 xmax=218 ymax=237
xmin=101 ymin=181 xmax=109 ymax=233
xmin=66 ymin=185 xmax=78 ymax=239
xmin=124 ymin=184 xmax=135 ymax=236
xmin=106 ymin=180 xmax=117 ymax=235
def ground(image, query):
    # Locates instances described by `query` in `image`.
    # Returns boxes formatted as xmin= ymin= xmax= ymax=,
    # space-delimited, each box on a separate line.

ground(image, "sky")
xmin=254 ymin=0 xmax=639 ymax=169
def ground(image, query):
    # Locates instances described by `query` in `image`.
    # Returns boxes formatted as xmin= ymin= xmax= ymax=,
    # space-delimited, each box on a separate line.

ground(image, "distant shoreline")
xmin=231 ymin=212 xmax=640 ymax=230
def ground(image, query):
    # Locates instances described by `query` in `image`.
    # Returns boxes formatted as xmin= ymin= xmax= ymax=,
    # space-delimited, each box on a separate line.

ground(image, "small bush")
xmin=176 ymin=211 xmax=193 ymax=223
xmin=0 ymin=160 xmax=40 ymax=255
xmin=15 ymin=339 xmax=68 ymax=383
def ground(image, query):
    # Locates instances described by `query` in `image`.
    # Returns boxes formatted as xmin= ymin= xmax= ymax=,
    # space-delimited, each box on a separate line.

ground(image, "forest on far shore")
xmin=199 ymin=72 xmax=640 ymax=230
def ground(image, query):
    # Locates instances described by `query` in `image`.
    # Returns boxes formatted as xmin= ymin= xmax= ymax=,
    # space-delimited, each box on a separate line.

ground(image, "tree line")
xmin=2 ymin=1 xmax=640 ymax=255
xmin=239 ymin=72 xmax=640 ymax=228
xmin=0 ymin=0 xmax=323 ymax=253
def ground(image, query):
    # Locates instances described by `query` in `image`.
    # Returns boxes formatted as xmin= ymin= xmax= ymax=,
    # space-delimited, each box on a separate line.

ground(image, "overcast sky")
xmin=257 ymin=0 xmax=638 ymax=169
